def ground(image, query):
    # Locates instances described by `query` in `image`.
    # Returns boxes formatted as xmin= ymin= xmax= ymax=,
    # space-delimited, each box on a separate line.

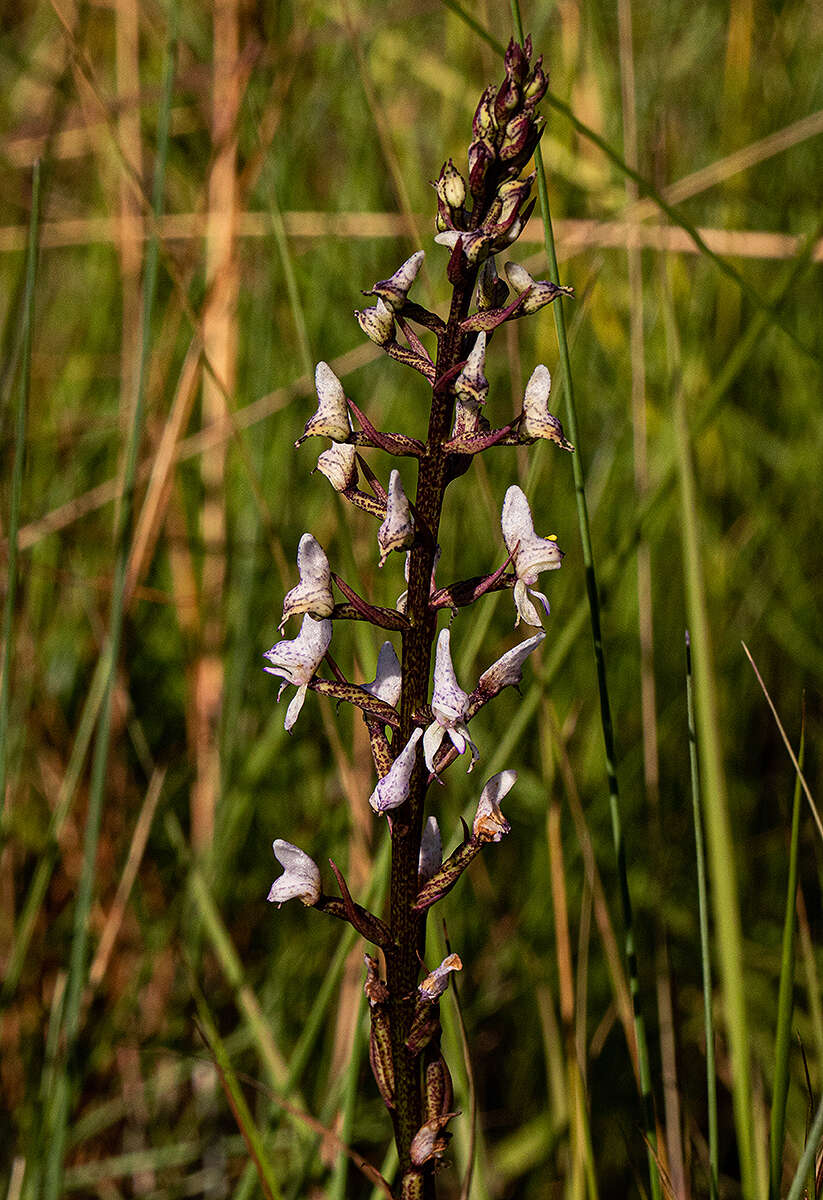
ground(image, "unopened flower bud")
xmin=473 ymin=770 xmax=517 ymax=842
xmin=268 ymin=839 xmax=321 ymax=906
xmin=438 ymin=158 xmax=466 ymax=210
xmin=355 ymin=298 xmax=395 ymax=347
xmin=369 ymin=728 xmax=422 ymax=814
xmin=472 ymin=85 xmax=497 ymax=141
xmin=367 ymin=251 xmax=425 ymax=313
xmin=520 ymin=365 xmax=574 ymax=448
xmin=418 ymin=816 xmax=442 ymax=884
xmin=363 ymin=641 xmax=402 ymax=709
xmin=280 ymin=533 xmax=335 ymax=630
xmin=505 ymin=261 xmax=570 ymax=315
xmin=476 ymin=632 xmax=546 ymax=698
xmin=295 ymin=362 xmax=351 ymax=445
xmin=316 ymin=442 xmax=357 ymax=492
xmin=378 ymin=470 xmax=414 ymax=566
xmin=468 ymin=138 xmax=495 ymax=197
xmin=454 ymin=332 xmax=488 ymax=406
xmin=524 ymin=57 xmax=548 ymax=105
xmin=476 ymin=256 xmax=509 ymax=311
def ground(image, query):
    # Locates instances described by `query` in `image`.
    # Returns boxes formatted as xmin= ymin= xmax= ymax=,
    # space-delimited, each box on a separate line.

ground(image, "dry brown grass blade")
xmin=88 ymin=767 xmax=166 ymax=988
xmin=741 ymin=642 xmax=822 ymax=840
xmin=10 ymin=342 xmax=378 ymax=555
xmin=4 ymin=211 xmax=822 ymax=261
xmin=191 ymin=0 xmax=243 ymax=853
xmin=124 ymin=339 xmax=202 ymax=605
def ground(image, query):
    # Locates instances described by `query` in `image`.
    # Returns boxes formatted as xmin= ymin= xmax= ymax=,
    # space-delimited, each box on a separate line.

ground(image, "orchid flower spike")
xmin=316 ymin=442 xmax=357 ymax=492
xmin=520 ymin=365 xmax=574 ymax=449
xmin=295 ymin=362 xmax=351 ymax=446
xmin=419 ymin=953 xmax=463 ymax=1001
xmin=367 ymin=250 xmax=425 ymax=312
xmin=473 ymin=770 xmax=517 ymax=842
xmin=355 ymin=297 xmax=396 ymax=347
xmin=423 ymin=628 xmax=479 ymax=773
xmin=477 ymin=632 xmax=545 ymax=697
xmin=418 ymin=816 xmax=442 ymax=884
xmin=378 ymin=470 xmax=415 ymax=566
xmin=363 ymin=641 xmax=402 ymax=710
xmin=369 ymin=728 xmax=423 ymax=813
xmin=268 ymin=839 xmax=321 ymax=906
xmin=279 ymin=534 xmax=335 ymax=632
xmin=264 ymin=614 xmax=332 ymax=731
xmin=501 ymin=485 xmax=564 ymax=627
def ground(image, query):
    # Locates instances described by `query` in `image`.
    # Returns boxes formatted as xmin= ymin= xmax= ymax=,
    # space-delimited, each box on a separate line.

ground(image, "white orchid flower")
xmin=501 ymin=485 xmax=564 ymax=627
xmin=279 ymin=534 xmax=334 ymax=632
xmin=355 ymin=297 xmax=396 ymax=346
xmin=378 ymin=470 xmax=414 ymax=566
xmin=316 ymin=442 xmax=357 ymax=492
xmin=520 ymin=365 xmax=573 ymax=448
xmin=363 ymin=641 xmax=402 ymax=709
xmin=423 ymin=628 xmax=478 ymax=773
xmin=418 ymin=816 xmax=442 ymax=883
xmin=264 ymin=614 xmax=332 ymax=732
xmin=473 ymin=770 xmax=517 ymax=842
xmin=477 ymin=632 xmax=545 ymax=695
xmin=369 ymin=728 xmax=422 ymax=814
xmin=267 ymin=839 xmax=321 ymax=906
xmin=418 ymin=953 xmax=463 ymax=1000
xmin=295 ymin=362 xmax=351 ymax=446
xmin=371 ymin=250 xmax=425 ymax=312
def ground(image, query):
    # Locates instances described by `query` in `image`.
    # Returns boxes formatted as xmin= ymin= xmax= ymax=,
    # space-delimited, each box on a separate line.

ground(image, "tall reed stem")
xmin=42 ymin=29 xmax=175 ymax=1198
xmin=508 ymin=4 xmax=661 ymax=1196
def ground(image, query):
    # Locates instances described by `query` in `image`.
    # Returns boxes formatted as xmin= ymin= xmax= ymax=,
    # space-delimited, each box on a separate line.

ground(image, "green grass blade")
xmin=442 ymin=0 xmax=820 ymax=367
xmin=508 ymin=4 xmax=661 ymax=1196
xmin=0 ymin=160 xmax=40 ymax=835
xmin=670 ymin=297 xmax=755 ymax=1198
xmin=686 ymin=632 xmax=719 ymax=1200
xmin=188 ymin=966 xmax=283 ymax=1200
xmin=769 ymin=720 xmax=805 ymax=1199
xmin=42 ymin=24 xmax=177 ymax=1198
xmin=787 ymin=1092 xmax=823 ymax=1200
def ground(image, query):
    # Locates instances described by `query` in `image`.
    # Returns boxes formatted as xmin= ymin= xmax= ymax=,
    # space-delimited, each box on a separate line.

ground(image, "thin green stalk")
xmin=1 ymin=652 xmax=108 ymax=1007
xmin=509 ymin=4 xmax=660 ymax=1196
xmin=669 ymin=288 xmax=755 ymax=1197
xmin=769 ymin=720 xmax=805 ymax=1199
xmin=328 ymin=995 xmax=367 ymax=1200
xmin=0 ymin=161 xmax=40 ymax=834
xmin=786 ymin=1092 xmax=823 ymax=1200
xmin=42 ymin=27 xmax=176 ymax=1199
xmin=443 ymin=0 xmax=820 ymax=367
xmin=188 ymin=967 xmax=283 ymax=1200
xmin=686 ymin=632 xmax=718 ymax=1200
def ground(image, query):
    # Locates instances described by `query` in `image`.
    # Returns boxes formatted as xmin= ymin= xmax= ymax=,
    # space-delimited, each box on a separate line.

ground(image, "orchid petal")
xmin=473 ymin=770 xmax=517 ymax=842
xmin=316 ymin=442 xmax=358 ymax=492
xmin=378 ymin=470 xmax=414 ymax=566
xmin=419 ymin=953 xmax=463 ymax=1000
xmin=268 ymin=839 xmax=321 ymax=906
xmin=295 ymin=362 xmax=351 ymax=445
xmin=369 ymin=728 xmax=422 ymax=813
xmin=280 ymin=534 xmax=335 ymax=630
xmin=363 ymin=641 xmax=402 ymax=709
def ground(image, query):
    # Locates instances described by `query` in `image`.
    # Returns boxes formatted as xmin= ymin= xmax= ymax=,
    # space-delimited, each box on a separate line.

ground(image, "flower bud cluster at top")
xmin=263 ymin=37 xmax=574 ymax=1197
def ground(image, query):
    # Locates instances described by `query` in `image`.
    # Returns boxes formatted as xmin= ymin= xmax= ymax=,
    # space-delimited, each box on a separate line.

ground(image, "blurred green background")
xmin=1 ymin=0 xmax=822 ymax=1195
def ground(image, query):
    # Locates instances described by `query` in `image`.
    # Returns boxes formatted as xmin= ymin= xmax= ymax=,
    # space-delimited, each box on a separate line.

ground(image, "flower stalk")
xmin=266 ymin=37 xmax=573 ymax=1197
